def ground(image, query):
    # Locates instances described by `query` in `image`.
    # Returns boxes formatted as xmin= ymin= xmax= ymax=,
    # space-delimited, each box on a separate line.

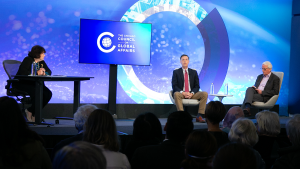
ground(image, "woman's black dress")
xmin=13 ymin=56 xmax=52 ymax=115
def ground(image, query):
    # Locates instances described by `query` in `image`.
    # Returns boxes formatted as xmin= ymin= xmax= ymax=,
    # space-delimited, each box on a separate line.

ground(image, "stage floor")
xmin=29 ymin=117 xmax=292 ymax=136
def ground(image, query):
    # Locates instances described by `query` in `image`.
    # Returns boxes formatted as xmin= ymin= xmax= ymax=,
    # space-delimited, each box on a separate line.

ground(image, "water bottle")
xmin=31 ymin=61 xmax=37 ymax=76
xmin=210 ymin=83 xmax=214 ymax=94
xmin=224 ymin=83 xmax=228 ymax=95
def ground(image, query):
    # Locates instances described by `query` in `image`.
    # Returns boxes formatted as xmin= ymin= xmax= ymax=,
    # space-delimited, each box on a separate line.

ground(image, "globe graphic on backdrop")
xmin=102 ymin=37 xmax=112 ymax=48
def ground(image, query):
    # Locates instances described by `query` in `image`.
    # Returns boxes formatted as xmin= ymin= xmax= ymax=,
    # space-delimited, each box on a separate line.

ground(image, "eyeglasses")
xmin=261 ymin=68 xmax=270 ymax=71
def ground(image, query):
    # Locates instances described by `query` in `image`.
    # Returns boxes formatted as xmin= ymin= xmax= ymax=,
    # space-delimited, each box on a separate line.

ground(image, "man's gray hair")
xmin=256 ymin=110 xmax=280 ymax=136
xmin=74 ymin=104 xmax=98 ymax=131
xmin=262 ymin=61 xmax=272 ymax=70
xmin=286 ymin=114 xmax=300 ymax=146
xmin=229 ymin=118 xmax=258 ymax=147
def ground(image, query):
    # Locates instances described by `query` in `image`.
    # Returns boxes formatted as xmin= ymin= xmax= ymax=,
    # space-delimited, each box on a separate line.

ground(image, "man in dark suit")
xmin=242 ymin=61 xmax=280 ymax=116
xmin=131 ymin=111 xmax=194 ymax=169
xmin=172 ymin=54 xmax=208 ymax=122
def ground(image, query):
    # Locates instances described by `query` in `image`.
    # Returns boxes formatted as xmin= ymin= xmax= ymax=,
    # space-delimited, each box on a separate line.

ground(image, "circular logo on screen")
xmin=102 ymin=37 xmax=112 ymax=47
xmin=97 ymin=32 xmax=116 ymax=53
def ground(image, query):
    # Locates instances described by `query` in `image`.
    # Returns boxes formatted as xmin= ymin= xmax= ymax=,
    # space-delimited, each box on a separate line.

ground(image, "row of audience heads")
xmin=69 ymin=102 xmax=300 ymax=169
xmin=74 ymin=101 xmax=285 ymax=144
xmin=58 ymin=99 xmax=300 ymax=169
xmin=1 ymin=95 xmax=287 ymax=149
xmin=1 ymin=96 xmax=300 ymax=169
xmin=54 ymin=113 xmax=300 ymax=169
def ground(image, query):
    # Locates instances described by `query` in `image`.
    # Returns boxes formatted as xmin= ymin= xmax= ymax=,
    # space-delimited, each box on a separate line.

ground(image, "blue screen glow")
xmin=0 ymin=0 xmax=292 ymax=116
xmin=79 ymin=19 xmax=151 ymax=65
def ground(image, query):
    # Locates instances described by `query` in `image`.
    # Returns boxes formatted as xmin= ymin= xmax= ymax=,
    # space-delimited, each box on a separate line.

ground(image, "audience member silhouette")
xmin=131 ymin=111 xmax=194 ymax=169
xmin=272 ymin=114 xmax=300 ymax=169
xmin=52 ymin=141 xmax=106 ymax=169
xmin=221 ymin=106 xmax=244 ymax=133
xmin=253 ymin=111 xmax=289 ymax=169
xmin=0 ymin=96 xmax=52 ymax=169
xmin=52 ymin=104 xmax=98 ymax=160
xmin=205 ymin=101 xmax=229 ymax=148
xmin=228 ymin=118 xmax=265 ymax=169
xmin=213 ymin=143 xmax=257 ymax=169
xmin=83 ymin=109 xmax=131 ymax=169
xmin=124 ymin=112 xmax=162 ymax=161
xmin=181 ymin=131 xmax=218 ymax=169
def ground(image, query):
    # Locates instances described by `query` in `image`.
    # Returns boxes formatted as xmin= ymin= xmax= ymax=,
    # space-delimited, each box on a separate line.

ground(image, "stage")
xmin=23 ymin=103 xmax=282 ymax=119
xmin=26 ymin=103 xmax=283 ymax=136
xmin=30 ymin=116 xmax=291 ymax=136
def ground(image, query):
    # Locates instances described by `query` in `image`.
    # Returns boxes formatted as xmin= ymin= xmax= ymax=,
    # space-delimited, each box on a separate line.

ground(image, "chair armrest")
xmin=7 ymin=79 xmax=19 ymax=83
xmin=264 ymin=95 xmax=279 ymax=105
xmin=5 ymin=79 xmax=19 ymax=89
xmin=169 ymin=90 xmax=175 ymax=104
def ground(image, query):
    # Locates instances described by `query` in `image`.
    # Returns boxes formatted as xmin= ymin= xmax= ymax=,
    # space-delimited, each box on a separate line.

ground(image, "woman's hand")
xmin=37 ymin=68 xmax=46 ymax=75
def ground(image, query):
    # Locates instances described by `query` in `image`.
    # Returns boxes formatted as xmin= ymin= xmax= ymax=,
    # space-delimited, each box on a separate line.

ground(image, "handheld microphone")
xmin=41 ymin=64 xmax=45 ymax=74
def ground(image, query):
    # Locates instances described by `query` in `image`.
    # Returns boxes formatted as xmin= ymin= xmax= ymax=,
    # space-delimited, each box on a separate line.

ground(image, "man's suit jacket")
xmin=254 ymin=73 xmax=280 ymax=102
xmin=131 ymin=140 xmax=185 ymax=169
xmin=172 ymin=68 xmax=199 ymax=95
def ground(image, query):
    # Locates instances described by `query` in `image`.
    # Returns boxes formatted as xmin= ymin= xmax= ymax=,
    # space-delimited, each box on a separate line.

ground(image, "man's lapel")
xmin=265 ymin=73 xmax=274 ymax=89
xmin=256 ymin=74 xmax=263 ymax=87
xmin=179 ymin=68 xmax=184 ymax=82
xmin=188 ymin=68 xmax=193 ymax=88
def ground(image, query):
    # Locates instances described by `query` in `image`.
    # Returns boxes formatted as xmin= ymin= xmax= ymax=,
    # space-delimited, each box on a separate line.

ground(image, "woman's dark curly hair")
xmin=28 ymin=45 xmax=46 ymax=58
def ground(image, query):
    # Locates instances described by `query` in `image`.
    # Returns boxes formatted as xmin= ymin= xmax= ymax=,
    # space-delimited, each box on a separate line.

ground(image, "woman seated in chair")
xmin=13 ymin=45 xmax=52 ymax=122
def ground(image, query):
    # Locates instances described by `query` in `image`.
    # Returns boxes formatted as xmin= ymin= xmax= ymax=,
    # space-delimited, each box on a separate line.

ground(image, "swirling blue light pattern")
xmin=0 ymin=0 xmax=292 ymax=115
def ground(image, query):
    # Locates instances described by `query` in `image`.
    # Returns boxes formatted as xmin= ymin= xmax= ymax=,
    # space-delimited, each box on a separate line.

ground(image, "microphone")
xmin=41 ymin=64 xmax=45 ymax=74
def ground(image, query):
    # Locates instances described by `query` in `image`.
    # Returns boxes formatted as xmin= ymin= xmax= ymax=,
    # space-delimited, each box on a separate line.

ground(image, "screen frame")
xmin=79 ymin=18 xmax=152 ymax=66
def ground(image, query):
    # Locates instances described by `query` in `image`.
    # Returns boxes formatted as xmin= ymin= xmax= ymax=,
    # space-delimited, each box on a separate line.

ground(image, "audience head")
xmin=28 ymin=45 xmax=46 ymax=58
xmin=0 ymin=96 xmax=27 ymax=139
xmin=255 ymin=110 xmax=280 ymax=136
xmin=228 ymin=118 xmax=258 ymax=147
xmin=0 ymin=96 xmax=42 ymax=166
xmin=83 ymin=109 xmax=119 ymax=151
xmin=205 ymin=101 xmax=227 ymax=125
xmin=133 ymin=112 xmax=162 ymax=141
xmin=286 ymin=114 xmax=300 ymax=146
xmin=181 ymin=131 xmax=218 ymax=169
xmin=213 ymin=143 xmax=257 ymax=169
xmin=53 ymin=141 xmax=106 ymax=169
xmin=223 ymin=106 xmax=244 ymax=128
xmin=74 ymin=104 xmax=98 ymax=132
xmin=0 ymin=96 xmax=41 ymax=143
xmin=165 ymin=111 xmax=194 ymax=142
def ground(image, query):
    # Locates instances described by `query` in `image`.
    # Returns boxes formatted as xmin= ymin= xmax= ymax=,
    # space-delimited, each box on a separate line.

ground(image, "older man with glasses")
xmin=241 ymin=61 xmax=280 ymax=116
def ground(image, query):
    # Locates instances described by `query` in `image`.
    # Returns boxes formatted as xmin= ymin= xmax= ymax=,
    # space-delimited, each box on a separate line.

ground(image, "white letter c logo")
xmin=97 ymin=32 xmax=116 ymax=53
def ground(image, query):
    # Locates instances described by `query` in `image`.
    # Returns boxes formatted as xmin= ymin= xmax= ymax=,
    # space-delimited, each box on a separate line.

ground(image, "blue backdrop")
xmin=0 ymin=0 xmax=291 ymax=115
